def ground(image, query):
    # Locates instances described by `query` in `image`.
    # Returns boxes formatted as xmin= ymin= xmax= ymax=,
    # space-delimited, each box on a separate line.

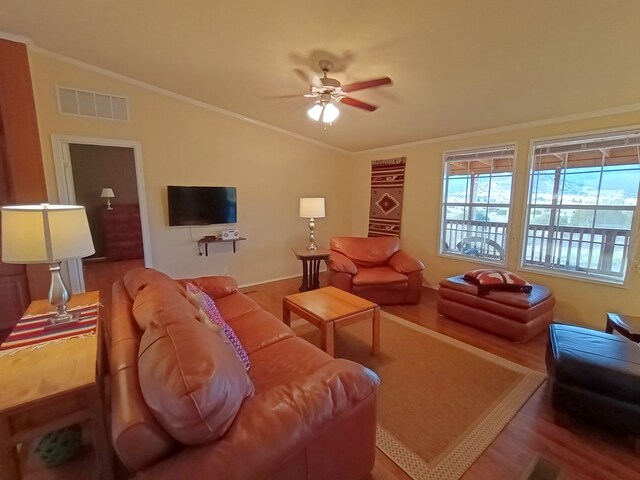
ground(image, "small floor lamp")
xmin=299 ymin=197 xmax=325 ymax=251
xmin=1 ymin=204 xmax=95 ymax=326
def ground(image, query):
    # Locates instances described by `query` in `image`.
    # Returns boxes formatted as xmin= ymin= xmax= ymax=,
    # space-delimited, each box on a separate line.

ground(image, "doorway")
xmin=51 ymin=136 xmax=152 ymax=317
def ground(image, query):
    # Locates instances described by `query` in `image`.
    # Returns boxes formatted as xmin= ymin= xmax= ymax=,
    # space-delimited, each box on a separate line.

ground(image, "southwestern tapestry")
xmin=368 ymin=157 xmax=406 ymax=237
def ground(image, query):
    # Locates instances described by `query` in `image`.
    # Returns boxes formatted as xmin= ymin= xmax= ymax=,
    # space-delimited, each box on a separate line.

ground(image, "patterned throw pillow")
xmin=185 ymin=283 xmax=250 ymax=370
xmin=463 ymin=269 xmax=532 ymax=295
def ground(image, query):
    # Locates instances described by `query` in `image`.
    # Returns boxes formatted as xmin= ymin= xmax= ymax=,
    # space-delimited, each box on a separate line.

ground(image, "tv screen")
xmin=168 ymin=186 xmax=237 ymax=226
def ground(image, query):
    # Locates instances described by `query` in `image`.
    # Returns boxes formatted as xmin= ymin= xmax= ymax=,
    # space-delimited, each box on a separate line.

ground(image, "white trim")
xmin=438 ymin=141 xmax=519 ymax=267
xmin=51 ymin=135 xmax=154 ymax=293
xmin=28 ymin=45 xmax=348 ymax=155
xmin=0 ymin=31 xmax=34 ymax=46
xmin=355 ymin=105 xmax=640 ymax=156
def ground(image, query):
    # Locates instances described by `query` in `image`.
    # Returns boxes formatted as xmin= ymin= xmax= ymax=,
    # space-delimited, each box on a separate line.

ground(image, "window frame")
xmin=439 ymin=142 xmax=518 ymax=266
xmin=519 ymin=127 xmax=640 ymax=287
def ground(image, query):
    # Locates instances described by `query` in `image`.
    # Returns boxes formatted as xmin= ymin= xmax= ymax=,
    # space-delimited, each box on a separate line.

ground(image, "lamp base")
xmin=307 ymin=217 xmax=318 ymax=251
xmin=46 ymin=262 xmax=79 ymax=329
xmin=45 ymin=310 xmax=81 ymax=330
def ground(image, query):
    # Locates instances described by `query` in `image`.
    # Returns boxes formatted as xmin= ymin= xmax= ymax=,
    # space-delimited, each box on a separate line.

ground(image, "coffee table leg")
xmin=372 ymin=306 xmax=380 ymax=355
xmin=321 ymin=322 xmax=335 ymax=357
xmin=282 ymin=301 xmax=291 ymax=327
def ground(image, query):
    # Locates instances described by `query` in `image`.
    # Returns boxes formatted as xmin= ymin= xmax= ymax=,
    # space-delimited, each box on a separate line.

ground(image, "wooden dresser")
xmin=101 ymin=204 xmax=144 ymax=261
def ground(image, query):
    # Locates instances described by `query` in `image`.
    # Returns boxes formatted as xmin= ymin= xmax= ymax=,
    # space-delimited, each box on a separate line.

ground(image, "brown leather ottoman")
xmin=437 ymin=275 xmax=554 ymax=342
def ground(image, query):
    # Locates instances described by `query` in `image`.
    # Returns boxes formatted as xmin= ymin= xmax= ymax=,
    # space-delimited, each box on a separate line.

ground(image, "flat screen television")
xmin=168 ymin=185 xmax=237 ymax=226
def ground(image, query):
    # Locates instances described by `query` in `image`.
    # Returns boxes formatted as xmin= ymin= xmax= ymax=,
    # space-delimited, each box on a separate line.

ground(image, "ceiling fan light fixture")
xmin=307 ymin=101 xmax=340 ymax=124
xmin=322 ymin=102 xmax=340 ymax=123
xmin=307 ymin=102 xmax=323 ymax=121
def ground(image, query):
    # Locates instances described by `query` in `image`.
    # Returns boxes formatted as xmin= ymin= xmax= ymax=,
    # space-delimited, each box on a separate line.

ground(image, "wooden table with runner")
xmin=282 ymin=286 xmax=380 ymax=357
xmin=0 ymin=291 xmax=113 ymax=480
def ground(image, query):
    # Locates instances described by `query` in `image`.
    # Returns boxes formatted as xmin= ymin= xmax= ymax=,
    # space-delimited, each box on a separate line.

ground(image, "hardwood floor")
xmin=241 ymin=274 xmax=640 ymax=480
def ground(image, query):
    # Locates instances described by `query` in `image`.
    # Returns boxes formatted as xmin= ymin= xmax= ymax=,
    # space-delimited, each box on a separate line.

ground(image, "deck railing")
xmin=443 ymin=219 xmax=632 ymax=278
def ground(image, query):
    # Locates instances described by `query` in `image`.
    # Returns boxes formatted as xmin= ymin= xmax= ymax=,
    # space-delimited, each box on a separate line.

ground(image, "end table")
xmin=605 ymin=312 xmax=640 ymax=342
xmin=292 ymin=247 xmax=331 ymax=292
xmin=0 ymin=291 xmax=113 ymax=480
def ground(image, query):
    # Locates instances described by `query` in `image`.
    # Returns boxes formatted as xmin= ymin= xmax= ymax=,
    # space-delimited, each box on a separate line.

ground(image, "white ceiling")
xmin=2 ymin=1 xmax=640 ymax=153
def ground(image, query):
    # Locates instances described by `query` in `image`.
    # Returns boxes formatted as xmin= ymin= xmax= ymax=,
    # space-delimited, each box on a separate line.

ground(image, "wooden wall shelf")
xmin=198 ymin=237 xmax=246 ymax=255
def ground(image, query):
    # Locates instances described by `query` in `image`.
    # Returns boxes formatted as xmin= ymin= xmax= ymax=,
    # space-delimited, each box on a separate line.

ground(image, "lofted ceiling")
xmin=1 ymin=1 xmax=640 ymax=153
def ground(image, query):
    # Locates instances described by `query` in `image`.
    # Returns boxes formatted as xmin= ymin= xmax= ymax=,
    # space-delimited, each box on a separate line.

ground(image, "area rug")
xmin=292 ymin=312 xmax=545 ymax=480
xmin=367 ymin=157 xmax=406 ymax=237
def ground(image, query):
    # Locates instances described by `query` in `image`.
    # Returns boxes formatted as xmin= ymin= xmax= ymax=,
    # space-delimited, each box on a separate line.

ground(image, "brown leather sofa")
xmin=327 ymin=236 xmax=425 ymax=305
xmin=109 ymin=267 xmax=379 ymax=480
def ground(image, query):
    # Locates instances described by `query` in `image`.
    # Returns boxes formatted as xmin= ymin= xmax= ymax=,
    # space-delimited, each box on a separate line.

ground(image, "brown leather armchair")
xmin=327 ymin=236 xmax=425 ymax=305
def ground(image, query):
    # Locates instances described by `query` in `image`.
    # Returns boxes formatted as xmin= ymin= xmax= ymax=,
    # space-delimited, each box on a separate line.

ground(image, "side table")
xmin=605 ymin=312 xmax=640 ymax=342
xmin=0 ymin=291 xmax=113 ymax=480
xmin=292 ymin=247 xmax=331 ymax=292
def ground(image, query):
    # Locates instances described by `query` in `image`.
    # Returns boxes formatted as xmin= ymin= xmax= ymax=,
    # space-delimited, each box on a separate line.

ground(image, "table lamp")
xmin=299 ymin=197 xmax=325 ymax=251
xmin=101 ymin=188 xmax=115 ymax=210
xmin=1 ymin=204 xmax=95 ymax=326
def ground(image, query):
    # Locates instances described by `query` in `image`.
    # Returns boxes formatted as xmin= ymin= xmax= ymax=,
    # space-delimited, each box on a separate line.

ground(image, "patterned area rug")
xmin=368 ymin=157 xmax=406 ymax=237
xmin=293 ymin=312 xmax=545 ymax=480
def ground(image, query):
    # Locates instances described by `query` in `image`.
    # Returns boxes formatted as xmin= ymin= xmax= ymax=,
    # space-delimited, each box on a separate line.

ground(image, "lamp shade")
xmin=101 ymin=188 xmax=115 ymax=198
xmin=299 ymin=197 xmax=325 ymax=218
xmin=307 ymin=102 xmax=340 ymax=123
xmin=1 ymin=204 xmax=95 ymax=263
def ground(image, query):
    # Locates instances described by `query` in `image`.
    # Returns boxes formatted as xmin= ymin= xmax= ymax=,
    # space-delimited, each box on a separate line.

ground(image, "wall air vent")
xmin=56 ymin=86 xmax=129 ymax=121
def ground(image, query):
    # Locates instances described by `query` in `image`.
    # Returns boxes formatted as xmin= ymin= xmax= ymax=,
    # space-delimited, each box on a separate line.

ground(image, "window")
xmin=440 ymin=145 xmax=515 ymax=264
xmin=523 ymin=129 xmax=640 ymax=284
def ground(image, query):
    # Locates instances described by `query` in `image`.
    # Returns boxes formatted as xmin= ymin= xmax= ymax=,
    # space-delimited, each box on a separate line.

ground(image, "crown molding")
xmin=354 ymin=103 xmax=640 ymax=156
xmin=22 ymin=42 xmax=350 ymax=155
xmin=0 ymin=31 xmax=34 ymax=45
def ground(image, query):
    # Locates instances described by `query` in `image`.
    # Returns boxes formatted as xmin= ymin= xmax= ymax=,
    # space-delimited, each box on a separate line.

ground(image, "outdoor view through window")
xmin=523 ymin=130 xmax=640 ymax=283
xmin=441 ymin=145 xmax=515 ymax=264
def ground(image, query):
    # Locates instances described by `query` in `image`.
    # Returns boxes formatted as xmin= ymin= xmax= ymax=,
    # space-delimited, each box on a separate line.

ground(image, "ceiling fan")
xmin=298 ymin=60 xmax=392 ymax=125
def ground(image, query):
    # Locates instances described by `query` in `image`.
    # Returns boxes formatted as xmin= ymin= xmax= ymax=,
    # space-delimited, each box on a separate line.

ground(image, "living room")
xmin=1 ymin=2 xmax=639 ymax=479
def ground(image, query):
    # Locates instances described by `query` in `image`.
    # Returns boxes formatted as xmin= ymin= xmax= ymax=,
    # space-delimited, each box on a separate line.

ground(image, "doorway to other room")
xmin=52 ymin=137 xmax=151 ymax=322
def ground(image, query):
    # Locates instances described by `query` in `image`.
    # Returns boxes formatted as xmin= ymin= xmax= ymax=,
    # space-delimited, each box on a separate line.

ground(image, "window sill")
xmin=438 ymin=251 xmax=507 ymax=267
xmin=518 ymin=264 xmax=629 ymax=289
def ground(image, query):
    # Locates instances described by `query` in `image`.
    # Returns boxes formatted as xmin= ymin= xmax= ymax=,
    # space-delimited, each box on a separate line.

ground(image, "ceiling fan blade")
xmin=340 ymin=96 xmax=378 ymax=112
xmin=342 ymin=76 xmax=392 ymax=93
xmin=293 ymin=68 xmax=322 ymax=88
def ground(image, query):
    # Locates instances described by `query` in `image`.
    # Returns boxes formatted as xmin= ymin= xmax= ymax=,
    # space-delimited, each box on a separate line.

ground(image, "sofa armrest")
xmin=327 ymin=251 xmax=358 ymax=275
xmin=389 ymin=250 xmax=425 ymax=274
xmin=136 ymin=359 xmax=379 ymax=480
xmin=178 ymin=276 xmax=239 ymax=299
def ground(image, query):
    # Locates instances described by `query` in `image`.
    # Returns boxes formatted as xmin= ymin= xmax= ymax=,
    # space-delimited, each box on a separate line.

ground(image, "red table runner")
xmin=0 ymin=303 xmax=99 ymax=356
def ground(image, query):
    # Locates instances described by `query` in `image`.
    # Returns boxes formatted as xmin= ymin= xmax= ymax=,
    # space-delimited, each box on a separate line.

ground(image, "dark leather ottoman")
xmin=546 ymin=323 xmax=640 ymax=436
xmin=437 ymin=275 xmax=554 ymax=342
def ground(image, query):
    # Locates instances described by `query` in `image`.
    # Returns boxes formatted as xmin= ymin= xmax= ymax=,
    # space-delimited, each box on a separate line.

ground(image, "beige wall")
xmin=29 ymin=51 xmax=353 ymax=285
xmin=27 ymin=48 xmax=640 ymax=328
xmin=353 ymin=112 xmax=640 ymax=329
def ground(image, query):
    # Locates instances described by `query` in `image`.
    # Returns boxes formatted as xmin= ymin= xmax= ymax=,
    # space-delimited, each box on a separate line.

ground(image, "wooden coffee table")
xmin=282 ymin=286 xmax=380 ymax=357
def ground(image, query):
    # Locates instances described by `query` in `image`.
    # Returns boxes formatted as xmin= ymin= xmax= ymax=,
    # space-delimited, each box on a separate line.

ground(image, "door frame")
xmin=51 ymin=135 xmax=153 ymax=293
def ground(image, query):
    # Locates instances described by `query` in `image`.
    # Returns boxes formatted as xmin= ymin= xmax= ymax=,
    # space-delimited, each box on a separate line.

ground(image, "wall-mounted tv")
xmin=168 ymin=185 xmax=237 ymax=226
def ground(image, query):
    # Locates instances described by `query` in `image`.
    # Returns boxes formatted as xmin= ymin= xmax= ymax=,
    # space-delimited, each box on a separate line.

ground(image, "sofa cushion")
xmin=124 ymin=267 xmax=185 ymax=300
xmin=330 ymin=236 xmax=400 ymax=268
xmin=132 ymin=283 xmax=195 ymax=331
xmin=186 ymin=283 xmax=250 ymax=370
xmin=353 ymin=266 xmax=407 ymax=286
xmin=138 ymin=304 xmax=254 ymax=445
xmin=179 ymin=276 xmax=239 ymax=300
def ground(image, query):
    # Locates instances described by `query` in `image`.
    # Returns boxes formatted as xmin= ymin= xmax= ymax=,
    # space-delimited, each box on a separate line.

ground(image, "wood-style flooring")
xmin=241 ymin=274 xmax=640 ymax=480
